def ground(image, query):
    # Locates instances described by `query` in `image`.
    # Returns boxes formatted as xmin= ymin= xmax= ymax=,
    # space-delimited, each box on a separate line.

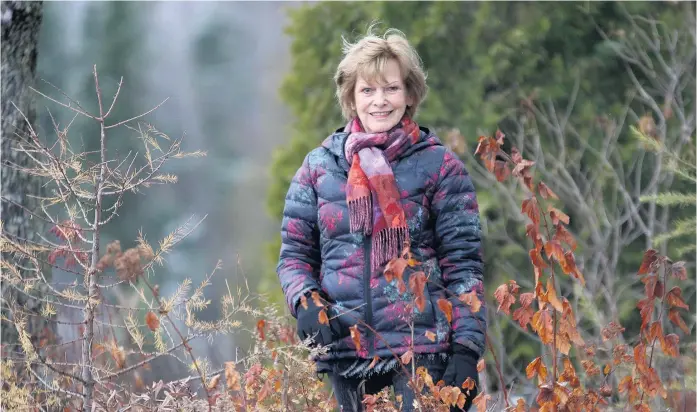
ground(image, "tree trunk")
xmin=1 ymin=1 xmax=49 ymax=349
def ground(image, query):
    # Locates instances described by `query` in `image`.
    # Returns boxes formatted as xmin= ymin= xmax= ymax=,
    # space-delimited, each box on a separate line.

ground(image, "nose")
xmin=373 ymin=89 xmax=387 ymax=106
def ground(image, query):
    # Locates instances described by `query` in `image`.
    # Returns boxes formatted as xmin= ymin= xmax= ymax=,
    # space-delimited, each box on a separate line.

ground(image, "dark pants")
xmin=327 ymin=356 xmax=449 ymax=412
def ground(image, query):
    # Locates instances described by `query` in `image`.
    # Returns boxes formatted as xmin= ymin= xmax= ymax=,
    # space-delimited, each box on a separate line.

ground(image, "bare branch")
xmin=104 ymin=98 xmax=169 ymax=129
xmin=103 ymin=76 xmax=123 ymax=119
xmin=29 ymin=86 xmax=97 ymax=119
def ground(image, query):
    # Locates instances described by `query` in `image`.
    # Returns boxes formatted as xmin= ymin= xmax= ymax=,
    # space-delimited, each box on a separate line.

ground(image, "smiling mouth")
xmin=370 ymin=110 xmax=393 ymax=118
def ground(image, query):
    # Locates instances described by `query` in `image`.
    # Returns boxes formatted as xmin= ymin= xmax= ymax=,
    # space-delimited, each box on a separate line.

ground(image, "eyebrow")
xmin=357 ymin=80 xmax=400 ymax=87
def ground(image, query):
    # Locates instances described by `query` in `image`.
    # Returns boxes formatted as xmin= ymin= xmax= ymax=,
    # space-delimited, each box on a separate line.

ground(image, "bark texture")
xmin=1 ymin=1 xmax=48 ymax=348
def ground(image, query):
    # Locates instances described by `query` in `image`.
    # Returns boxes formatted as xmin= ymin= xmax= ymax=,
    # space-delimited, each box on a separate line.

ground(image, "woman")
xmin=276 ymin=27 xmax=486 ymax=411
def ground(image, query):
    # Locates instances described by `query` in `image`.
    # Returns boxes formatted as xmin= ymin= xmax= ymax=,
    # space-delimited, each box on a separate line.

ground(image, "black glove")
xmin=442 ymin=344 xmax=480 ymax=411
xmin=295 ymin=290 xmax=345 ymax=347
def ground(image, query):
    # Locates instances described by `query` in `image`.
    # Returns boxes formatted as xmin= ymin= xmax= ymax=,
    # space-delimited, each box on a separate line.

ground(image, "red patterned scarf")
xmin=344 ymin=116 xmax=421 ymax=273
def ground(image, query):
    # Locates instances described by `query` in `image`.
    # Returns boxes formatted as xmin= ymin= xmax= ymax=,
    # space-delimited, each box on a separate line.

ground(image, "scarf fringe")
xmin=348 ymin=196 xmax=372 ymax=235
xmin=372 ymin=226 xmax=409 ymax=273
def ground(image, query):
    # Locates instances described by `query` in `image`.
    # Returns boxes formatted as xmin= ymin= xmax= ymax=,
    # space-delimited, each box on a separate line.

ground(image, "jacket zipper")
xmin=364 ymin=235 xmax=374 ymax=357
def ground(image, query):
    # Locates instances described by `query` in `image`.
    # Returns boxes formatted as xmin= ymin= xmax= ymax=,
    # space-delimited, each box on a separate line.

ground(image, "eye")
xmin=388 ymin=86 xmax=400 ymax=92
xmin=361 ymin=87 xmax=373 ymax=94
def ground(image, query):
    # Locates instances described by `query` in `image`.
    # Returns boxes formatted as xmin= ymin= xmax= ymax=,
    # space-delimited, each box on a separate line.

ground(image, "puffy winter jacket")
xmin=277 ymin=126 xmax=486 ymax=362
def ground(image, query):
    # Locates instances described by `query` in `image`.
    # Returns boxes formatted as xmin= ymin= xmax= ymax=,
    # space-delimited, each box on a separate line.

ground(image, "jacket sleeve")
xmin=432 ymin=148 xmax=487 ymax=357
xmin=276 ymin=153 xmax=322 ymax=318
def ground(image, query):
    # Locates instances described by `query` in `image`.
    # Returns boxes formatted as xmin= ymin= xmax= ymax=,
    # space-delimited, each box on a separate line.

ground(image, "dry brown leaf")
xmin=401 ymin=350 xmax=413 ymax=365
xmin=145 ymin=311 xmax=160 ymax=332
xmin=425 ymin=330 xmax=437 ymax=342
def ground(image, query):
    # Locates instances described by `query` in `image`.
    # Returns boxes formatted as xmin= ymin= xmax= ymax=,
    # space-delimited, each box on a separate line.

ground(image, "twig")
xmin=105 ymin=98 xmax=169 ymax=129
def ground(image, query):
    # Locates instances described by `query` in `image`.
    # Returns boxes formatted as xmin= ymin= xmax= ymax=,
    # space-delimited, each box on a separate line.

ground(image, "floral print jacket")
xmin=277 ymin=126 xmax=486 ymax=362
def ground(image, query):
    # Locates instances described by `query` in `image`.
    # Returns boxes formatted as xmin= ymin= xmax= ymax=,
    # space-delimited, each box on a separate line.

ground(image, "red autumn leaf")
xmin=661 ymin=334 xmax=680 ymax=357
xmin=638 ymin=249 xmax=658 ymax=275
xmin=457 ymin=393 xmax=467 ymax=410
xmin=654 ymin=280 xmax=664 ymax=299
xmin=581 ymin=360 xmax=601 ymax=376
xmin=224 ymin=362 xmax=241 ymax=390
xmin=671 ymin=261 xmax=687 ymax=280
xmin=311 ymin=290 xmax=323 ymax=307
xmin=459 ymin=290 xmax=482 ymax=313
xmin=299 ymin=294 xmax=308 ymax=310
xmin=257 ymin=379 xmax=272 ymax=403
xmin=474 ymin=136 xmax=490 ymax=156
xmin=512 ymin=398 xmax=527 ymax=412
xmin=638 ymin=366 xmax=666 ymax=399
xmin=666 ymin=287 xmax=689 ymax=310
xmin=513 ymin=306 xmax=534 ymax=330
xmin=463 ymin=376 xmax=476 ymax=392
xmin=649 ymin=321 xmax=665 ymax=344
xmin=368 ymin=355 xmax=380 ymax=370
xmin=519 ymin=292 xmax=535 ymax=309
xmin=512 ymin=159 xmax=536 ymax=178
xmin=384 ymin=257 xmax=407 ymax=284
xmin=440 ymin=386 xmax=454 ymax=406
xmin=559 ymin=358 xmax=580 ymax=388
xmin=425 ymin=330 xmax=437 ymax=342
xmin=536 ymin=384 xmax=559 ymax=407
xmin=561 ymin=251 xmax=585 ymax=285
xmin=529 ymin=248 xmax=549 ymax=269
xmin=526 ymin=223 xmax=544 ymax=251
xmin=318 ymin=308 xmax=329 ymax=326
xmin=207 ymin=374 xmax=221 ymax=390
xmin=538 ymin=182 xmax=559 ymax=200
xmin=634 ymin=343 xmax=649 ymax=374
xmin=110 ymin=345 xmax=126 ymax=369
xmin=556 ymin=333 xmax=572 ymax=356
xmin=668 ymin=309 xmax=690 ymax=334
xmin=438 ymin=298 xmax=453 ymax=324
xmin=401 ymin=350 xmax=413 ymax=365
xmin=472 ymin=392 xmax=491 ymax=412
xmin=554 ymin=224 xmax=577 ymax=251
xmin=619 ymin=377 xmax=641 ymax=404
xmin=349 ymin=324 xmax=360 ymax=351
xmin=495 ymin=129 xmax=505 ymax=144
xmin=618 ymin=376 xmax=633 ymax=394
xmin=475 ymin=137 xmax=498 ymax=172
xmin=548 ymin=206 xmax=570 ymax=226
xmin=601 ymin=321 xmax=626 ymax=342
xmin=544 ymin=240 xmax=565 ymax=263
xmin=543 ymin=279 xmax=563 ymax=313
xmin=642 ymin=274 xmax=658 ymax=299
xmin=256 ymin=319 xmax=266 ymax=341
xmin=526 ymin=356 xmax=548 ymax=382
xmin=145 ymin=311 xmax=160 ymax=332
xmin=494 ymin=160 xmax=510 ymax=182
xmin=494 ymin=283 xmax=516 ymax=315
xmin=409 ymin=271 xmax=428 ymax=313
xmin=637 ymin=298 xmax=655 ymax=329
xmin=532 ymin=309 xmax=554 ymax=344
xmin=521 ymin=197 xmax=541 ymax=227
xmin=477 ymin=359 xmax=485 ymax=373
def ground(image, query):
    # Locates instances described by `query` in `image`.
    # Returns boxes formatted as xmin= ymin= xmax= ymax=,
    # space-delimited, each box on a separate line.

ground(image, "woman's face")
xmin=353 ymin=59 xmax=412 ymax=133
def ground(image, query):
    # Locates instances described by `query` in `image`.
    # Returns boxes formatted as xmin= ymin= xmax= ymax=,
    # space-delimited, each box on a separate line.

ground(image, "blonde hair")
xmin=334 ymin=25 xmax=428 ymax=121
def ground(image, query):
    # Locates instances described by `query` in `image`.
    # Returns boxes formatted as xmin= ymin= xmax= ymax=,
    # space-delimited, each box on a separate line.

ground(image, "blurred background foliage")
xmin=31 ymin=0 xmax=694 ymax=388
